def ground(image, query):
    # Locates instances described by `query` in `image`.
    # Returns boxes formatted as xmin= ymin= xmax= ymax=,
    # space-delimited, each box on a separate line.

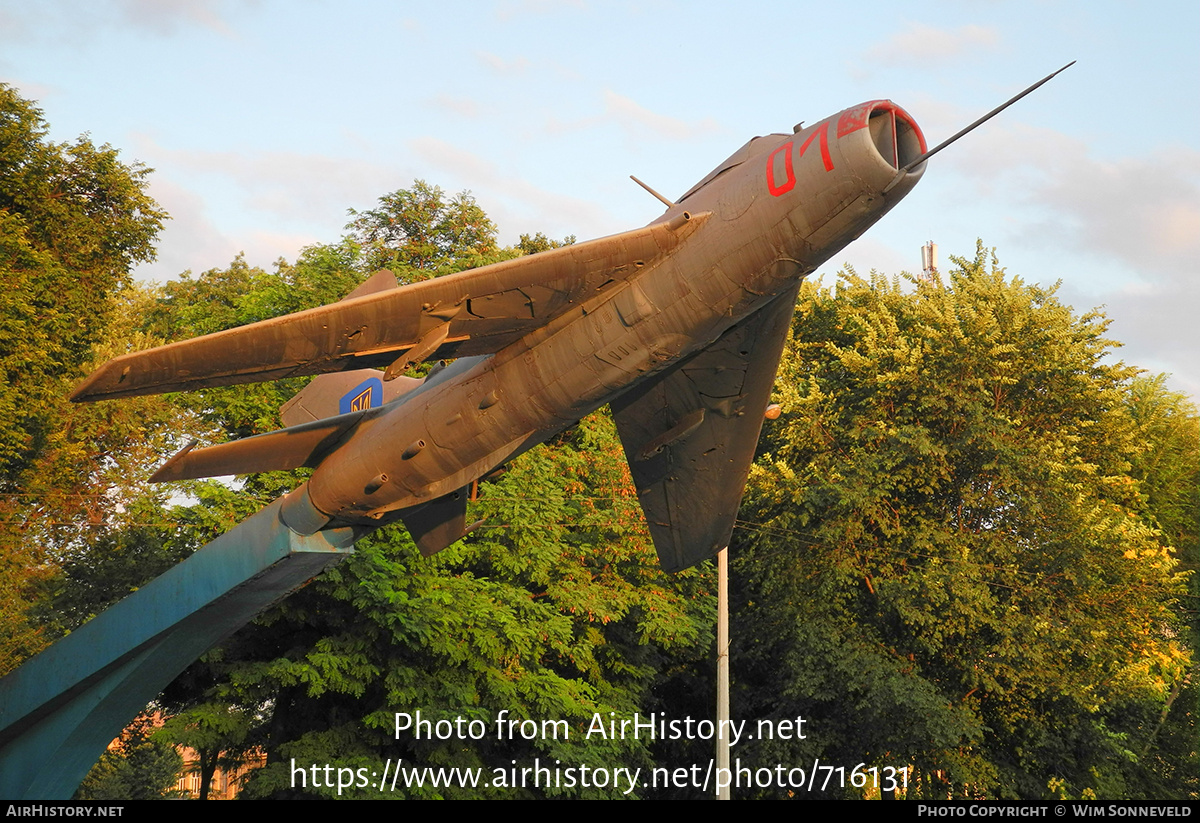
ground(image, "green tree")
xmin=171 ymin=415 xmax=709 ymax=800
xmin=734 ymin=246 xmax=1194 ymax=799
xmin=0 ymin=83 xmax=166 ymax=484
xmin=157 ymin=700 xmax=256 ymax=800
xmin=12 ymin=283 xmax=196 ymax=628
xmin=1124 ymin=374 xmax=1200 ymax=562
xmin=0 ymin=85 xmax=166 ymax=675
xmin=517 ymin=231 xmax=576 ymax=255
xmin=346 ymin=180 xmax=499 ymax=278
xmin=74 ymin=713 xmax=183 ymax=801
xmin=1119 ymin=374 xmax=1199 ymax=799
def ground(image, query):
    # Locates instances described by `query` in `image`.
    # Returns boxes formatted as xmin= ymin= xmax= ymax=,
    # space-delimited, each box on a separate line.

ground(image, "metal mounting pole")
xmin=0 ymin=498 xmax=355 ymax=799
xmin=716 ymin=546 xmax=730 ymax=800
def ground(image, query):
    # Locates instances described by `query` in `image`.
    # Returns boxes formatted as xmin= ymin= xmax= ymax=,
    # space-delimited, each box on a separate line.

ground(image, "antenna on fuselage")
xmin=630 ymin=174 xmax=677 ymax=209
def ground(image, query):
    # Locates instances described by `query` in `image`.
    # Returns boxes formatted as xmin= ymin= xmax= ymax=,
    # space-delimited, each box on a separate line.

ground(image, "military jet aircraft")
xmin=72 ymin=65 xmax=1072 ymax=572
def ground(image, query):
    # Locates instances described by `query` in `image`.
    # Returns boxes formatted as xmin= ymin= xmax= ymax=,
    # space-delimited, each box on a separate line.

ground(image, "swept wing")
xmin=73 ymin=217 xmax=704 ymax=402
xmin=610 ymin=286 xmax=799 ymax=571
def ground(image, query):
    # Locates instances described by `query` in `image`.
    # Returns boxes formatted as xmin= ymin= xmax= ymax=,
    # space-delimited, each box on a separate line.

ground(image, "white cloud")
xmin=0 ymin=76 xmax=59 ymax=103
xmin=127 ymin=135 xmax=416 ymax=281
xmin=133 ymin=135 xmax=408 ymax=223
xmin=132 ymin=176 xmax=238 ymax=282
xmin=494 ymin=0 xmax=587 ymax=21
xmin=933 ymin=119 xmax=1199 ymax=394
xmin=115 ymin=0 xmax=235 ymax=37
xmin=0 ymin=0 xmax=237 ymax=46
xmin=0 ymin=7 xmax=27 ymax=44
xmin=945 ymin=121 xmax=1200 ymax=284
xmin=1035 ymin=149 xmax=1200 ymax=276
xmin=546 ymin=89 xmax=722 ymax=143
xmin=476 ymin=51 xmax=530 ymax=74
xmin=133 ymin=174 xmax=324 ymax=283
xmin=407 ymin=135 xmax=614 ymax=240
xmin=867 ymin=23 xmax=1000 ymax=69
xmin=602 ymin=91 xmax=707 ymax=141
xmin=822 ymin=234 xmax=917 ymax=281
xmin=428 ymin=94 xmax=483 ymax=119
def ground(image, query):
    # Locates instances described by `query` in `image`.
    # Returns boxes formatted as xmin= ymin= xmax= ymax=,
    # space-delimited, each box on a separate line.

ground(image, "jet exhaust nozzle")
xmin=280 ymin=484 xmax=331 ymax=535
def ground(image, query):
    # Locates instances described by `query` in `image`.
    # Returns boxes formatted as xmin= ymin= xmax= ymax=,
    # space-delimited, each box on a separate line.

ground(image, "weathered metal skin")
xmin=287 ymin=101 xmax=928 ymax=537
xmin=76 ymin=99 xmax=930 ymax=568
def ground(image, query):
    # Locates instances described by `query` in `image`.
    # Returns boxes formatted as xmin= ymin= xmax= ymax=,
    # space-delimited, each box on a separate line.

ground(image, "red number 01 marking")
xmin=766 ymin=143 xmax=795 ymax=196
xmin=767 ymin=121 xmax=835 ymax=197
xmin=799 ymin=121 xmax=834 ymax=172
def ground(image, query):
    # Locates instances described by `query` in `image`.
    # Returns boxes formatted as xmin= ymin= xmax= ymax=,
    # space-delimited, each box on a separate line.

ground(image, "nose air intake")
xmin=864 ymin=103 xmax=926 ymax=170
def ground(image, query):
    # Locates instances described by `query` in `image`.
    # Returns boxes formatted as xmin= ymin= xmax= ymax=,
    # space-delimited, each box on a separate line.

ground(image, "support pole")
xmin=716 ymin=546 xmax=730 ymax=800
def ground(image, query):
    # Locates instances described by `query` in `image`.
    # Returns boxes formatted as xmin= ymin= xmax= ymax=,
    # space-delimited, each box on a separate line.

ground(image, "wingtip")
xmin=149 ymin=440 xmax=199 ymax=483
xmin=70 ymin=376 xmax=106 ymax=405
xmin=71 ymin=357 xmax=135 ymax=403
xmin=69 ymin=371 xmax=105 ymax=403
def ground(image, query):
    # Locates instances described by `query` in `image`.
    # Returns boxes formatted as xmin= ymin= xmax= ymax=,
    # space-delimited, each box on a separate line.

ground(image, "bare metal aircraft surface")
xmin=73 ymin=66 xmax=1072 ymax=573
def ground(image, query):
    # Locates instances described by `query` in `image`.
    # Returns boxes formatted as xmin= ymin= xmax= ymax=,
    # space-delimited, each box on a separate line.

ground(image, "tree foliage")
xmin=0 ymin=83 xmax=166 ymax=484
xmin=734 ymin=247 xmax=1196 ymax=799
xmin=166 ymin=415 xmax=710 ymax=800
xmin=0 ymin=86 xmax=168 ymax=675
xmin=73 ymin=713 xmax=182 ymax=801
xmin=345 ymin=180 xmax=500 ymax=278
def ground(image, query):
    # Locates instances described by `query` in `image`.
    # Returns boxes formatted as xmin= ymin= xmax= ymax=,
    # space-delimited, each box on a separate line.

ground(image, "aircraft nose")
xmin=861 ymin=101 xmax=925 ymax=170
xmin=838 ymin=100 xmax=928 ymax=194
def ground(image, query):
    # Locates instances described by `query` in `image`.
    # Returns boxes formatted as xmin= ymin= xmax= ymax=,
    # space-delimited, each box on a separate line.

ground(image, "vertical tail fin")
xmin=279 ymin=369 xmax=424 ymax=427
xmin=278 ymin=270 xmax=424 ymax=427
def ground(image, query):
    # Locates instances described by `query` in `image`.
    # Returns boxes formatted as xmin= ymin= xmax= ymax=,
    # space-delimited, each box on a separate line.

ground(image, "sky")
xmin=2 ymin=0 xmax=1197 ymax=398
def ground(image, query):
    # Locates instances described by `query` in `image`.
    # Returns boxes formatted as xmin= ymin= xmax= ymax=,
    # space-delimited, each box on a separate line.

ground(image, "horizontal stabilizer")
xmin=73 ymin=215 xmax=709 ymax=403
xmin=150 ymin=411 xmax=371 ymax=482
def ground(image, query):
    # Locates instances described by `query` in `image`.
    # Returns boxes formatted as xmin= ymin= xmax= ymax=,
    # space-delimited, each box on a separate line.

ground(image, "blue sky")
xmin=2 ymin=0 xmax=1197 ymax=397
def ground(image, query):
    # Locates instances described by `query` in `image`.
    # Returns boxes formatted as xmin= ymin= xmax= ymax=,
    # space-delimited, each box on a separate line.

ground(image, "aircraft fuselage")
xmin=287 ymin=100 xmax=928 ymax=535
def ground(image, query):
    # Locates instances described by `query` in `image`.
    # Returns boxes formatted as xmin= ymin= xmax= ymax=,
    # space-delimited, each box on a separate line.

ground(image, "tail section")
xmin=150 ymin=411 xmax=371 ymax=482
xmin=279 ymin=369 xmax=423 ymax=427
xmin=153 ymin=271 xmax=425 ymax=482
xmin=278 ymin=271 xmax=424 ymax=426
xmin=152 ymin=368 xmax=424 ymax=482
